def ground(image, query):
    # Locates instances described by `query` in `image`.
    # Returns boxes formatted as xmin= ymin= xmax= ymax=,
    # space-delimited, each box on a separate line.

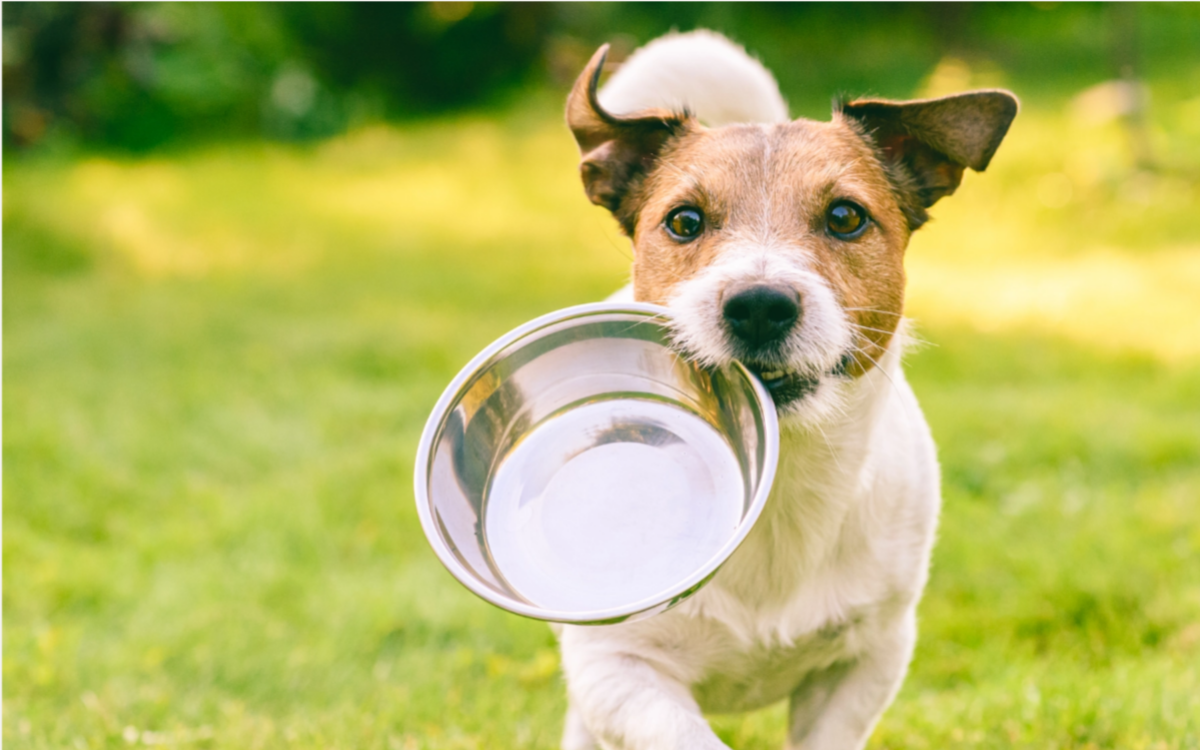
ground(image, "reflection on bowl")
xmin=414 ymin=302 xmax=779 ymax=624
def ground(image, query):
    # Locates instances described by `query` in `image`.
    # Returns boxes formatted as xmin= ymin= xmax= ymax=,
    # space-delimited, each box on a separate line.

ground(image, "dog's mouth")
xmin=740 ymin=353 xmax=853 ymax=408
xmin=743 ymin=364 xmax=820 ymax=406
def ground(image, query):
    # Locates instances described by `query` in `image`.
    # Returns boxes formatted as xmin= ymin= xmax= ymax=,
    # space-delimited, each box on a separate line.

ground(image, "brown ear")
xmin=840 ymin=90 xmax=1018 ymax=228
xmin=566 ymin=45 xmax=694 ymax=230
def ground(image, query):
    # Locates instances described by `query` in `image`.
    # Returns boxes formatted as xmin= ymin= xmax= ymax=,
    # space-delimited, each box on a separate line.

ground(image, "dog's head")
xmin=568 ymin=45 xmax=1017 ymax=424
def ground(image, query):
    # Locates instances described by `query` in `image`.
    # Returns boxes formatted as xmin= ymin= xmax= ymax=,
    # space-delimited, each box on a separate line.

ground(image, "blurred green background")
xmin=5 ymin=3 xmax=1200 ymax=749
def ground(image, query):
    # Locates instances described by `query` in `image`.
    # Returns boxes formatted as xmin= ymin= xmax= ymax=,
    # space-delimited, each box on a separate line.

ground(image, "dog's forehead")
xmin=656 ymin=118 xmax=886 ymax=201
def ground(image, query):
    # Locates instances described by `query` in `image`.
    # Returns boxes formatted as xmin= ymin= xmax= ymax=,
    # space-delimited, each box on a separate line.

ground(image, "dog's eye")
xmin=665 ymin=207 xmax=704 ymax=241
xmin=826 ymin=201 xmax=869 ymax=239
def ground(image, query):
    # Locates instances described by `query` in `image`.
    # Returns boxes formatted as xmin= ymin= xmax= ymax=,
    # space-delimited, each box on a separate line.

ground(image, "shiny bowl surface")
xmin=414 ymin=302 xmax=778 ymax=624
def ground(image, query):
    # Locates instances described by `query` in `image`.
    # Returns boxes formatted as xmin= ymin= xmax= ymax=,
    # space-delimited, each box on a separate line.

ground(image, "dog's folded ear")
xmin=567 ymin=45 xmax=694 ymax=228
xmin=840 ymin=90 xmax=1018 ymax=228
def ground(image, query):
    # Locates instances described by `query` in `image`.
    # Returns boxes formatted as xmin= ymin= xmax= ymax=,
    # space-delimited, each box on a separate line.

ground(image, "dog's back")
xmin=598 ymin=31 xmax=789 ymax=126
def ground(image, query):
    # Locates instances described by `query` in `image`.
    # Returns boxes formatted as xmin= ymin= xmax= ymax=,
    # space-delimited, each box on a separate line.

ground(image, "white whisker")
xmin=843 ymin=307 xmax=905 ymax=317
xmin=849 ymin=324 xmax=899 ymax=336
xmin=847 ymin=338 xmax=904 ymax=401
xmin=850 ymin=322 xmax=936 ymax=349
xmin=814 ymin=423 xmax=846 ymax=476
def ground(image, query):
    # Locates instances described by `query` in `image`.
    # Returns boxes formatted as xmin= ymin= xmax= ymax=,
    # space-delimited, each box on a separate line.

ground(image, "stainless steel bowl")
xmin=413 ymin=302 xmax=779 ymax=624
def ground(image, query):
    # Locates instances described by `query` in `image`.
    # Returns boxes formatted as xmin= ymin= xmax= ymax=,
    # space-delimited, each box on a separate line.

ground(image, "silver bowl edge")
xmin=412 ymin=301 xmax=780 ymax=624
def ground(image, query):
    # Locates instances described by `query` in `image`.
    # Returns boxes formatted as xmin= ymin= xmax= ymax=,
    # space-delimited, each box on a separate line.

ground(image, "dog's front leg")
xmin=785 ymin=612 xmax=916 ymax=750
xmin=560 ymin=628 xmax=727 ymax=750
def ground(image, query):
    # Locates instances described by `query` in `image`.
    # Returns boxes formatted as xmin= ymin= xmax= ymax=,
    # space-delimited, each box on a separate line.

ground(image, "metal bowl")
xmin=413 ymin=302 xmax=779 ymax=624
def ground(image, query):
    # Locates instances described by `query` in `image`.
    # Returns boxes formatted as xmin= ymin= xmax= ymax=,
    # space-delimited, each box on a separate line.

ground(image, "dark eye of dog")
xmin=826 ymin=201 xmax=869 ymax=239
xmin=665 ymin=207 xmax=704 ymax=241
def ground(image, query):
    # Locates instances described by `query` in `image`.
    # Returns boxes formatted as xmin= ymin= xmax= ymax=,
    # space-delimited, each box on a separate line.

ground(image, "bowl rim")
xmin=413 ymin=301 xmax=780 ymax=624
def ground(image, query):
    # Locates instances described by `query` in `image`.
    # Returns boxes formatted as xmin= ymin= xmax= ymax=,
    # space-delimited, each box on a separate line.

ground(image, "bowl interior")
xmin=416 ymin=305 xmax=776 ymax=623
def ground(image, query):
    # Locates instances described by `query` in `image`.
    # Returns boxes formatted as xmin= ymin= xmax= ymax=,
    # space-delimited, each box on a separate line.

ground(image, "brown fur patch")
xmin=566 ymin=46 xmax=695 ymax=234
xmin=840 ymin=91 xmax=1018 ymax=229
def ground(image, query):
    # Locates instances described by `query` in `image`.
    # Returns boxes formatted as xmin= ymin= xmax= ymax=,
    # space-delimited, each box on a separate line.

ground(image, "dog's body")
xmin=556 ymin=32 xmax=1017 ymax=750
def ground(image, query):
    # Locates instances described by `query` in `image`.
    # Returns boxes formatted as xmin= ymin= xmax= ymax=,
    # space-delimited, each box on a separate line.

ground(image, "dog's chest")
xmin=675 ymin=473 xmax=897 ymax=713
xmin=690 ymin=616 xmax=863 ymax=713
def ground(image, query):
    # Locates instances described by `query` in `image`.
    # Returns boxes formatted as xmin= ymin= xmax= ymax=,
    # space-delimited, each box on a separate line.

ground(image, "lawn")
xmin=5 ymin=74 xmax=1200 ymax=748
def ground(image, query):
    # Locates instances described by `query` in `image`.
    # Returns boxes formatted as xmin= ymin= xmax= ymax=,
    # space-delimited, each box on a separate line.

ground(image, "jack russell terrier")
xmin=554 ymin=31 xmax=1017 ymax=750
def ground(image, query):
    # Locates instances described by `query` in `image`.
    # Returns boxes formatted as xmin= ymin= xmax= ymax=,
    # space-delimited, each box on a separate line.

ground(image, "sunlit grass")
xmin=9 ymin=93 xmax=1200 ymax=354
xmin=5 ymin=89 xmax=1199 ymax=749
xmin=907 ymin=249 xmax=1200 ymax=361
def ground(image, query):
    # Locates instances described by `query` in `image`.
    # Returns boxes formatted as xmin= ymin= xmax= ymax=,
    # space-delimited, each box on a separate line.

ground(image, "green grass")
xmin=5 ymin=86 xmax=1200 ymax=748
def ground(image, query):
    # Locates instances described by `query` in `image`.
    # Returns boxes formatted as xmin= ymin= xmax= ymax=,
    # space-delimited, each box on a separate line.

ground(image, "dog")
xmin=554 ymin=31 xmax=1017 ymax=750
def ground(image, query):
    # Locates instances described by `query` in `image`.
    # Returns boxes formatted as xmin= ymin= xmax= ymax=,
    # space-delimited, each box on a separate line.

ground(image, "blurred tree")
xmin=2 ymin=2 xmax=551 ymax=152
xmin=3 ymin=2 xmax=1196 ymax=153
xmin=280 ymin=4 xmax=550 ymax=115
xmin=3 ymin=3 xmax=296 ymax=150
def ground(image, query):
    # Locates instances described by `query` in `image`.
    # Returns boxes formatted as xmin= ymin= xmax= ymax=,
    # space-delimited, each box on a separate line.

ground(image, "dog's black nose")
xmin=722 ymin=284 xmax=801 ymax=348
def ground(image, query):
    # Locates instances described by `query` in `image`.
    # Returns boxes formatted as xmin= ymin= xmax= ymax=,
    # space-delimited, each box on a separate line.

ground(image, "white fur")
xmin=598 ymin=31 xmax=790 ymax=126
xmin=560 ymin=32 xmax=942 ymax=750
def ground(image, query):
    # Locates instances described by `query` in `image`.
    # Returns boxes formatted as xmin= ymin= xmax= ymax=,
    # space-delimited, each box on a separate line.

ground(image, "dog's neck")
xmin=701 ymin=328 xmax=912 ymax=618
